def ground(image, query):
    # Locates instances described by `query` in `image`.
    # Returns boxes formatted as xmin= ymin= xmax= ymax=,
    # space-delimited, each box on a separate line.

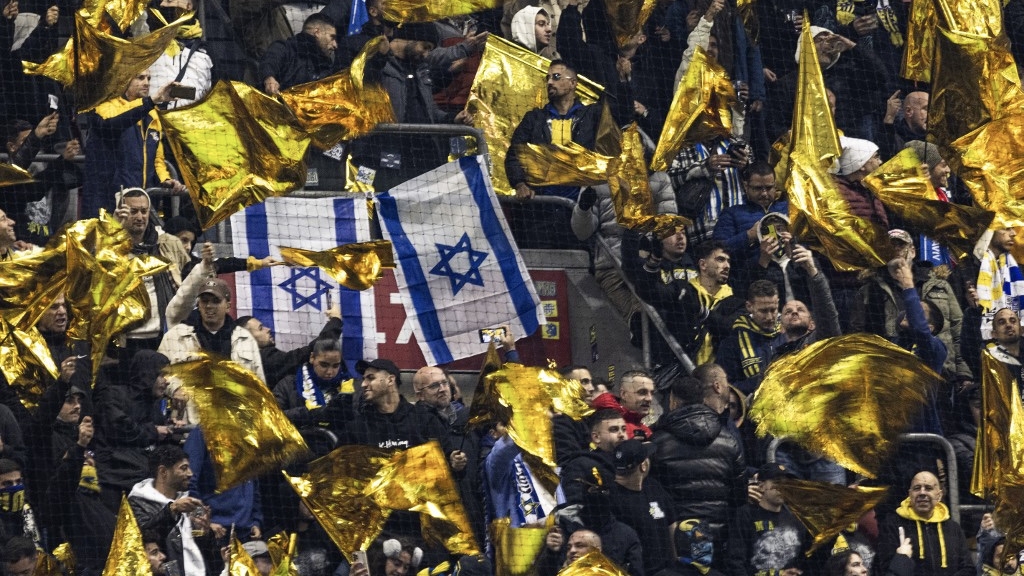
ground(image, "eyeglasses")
xmin=417 ymin=380 xmax=449 ymax=393
xmin=547 ymin=72 xmax=575 ymax=81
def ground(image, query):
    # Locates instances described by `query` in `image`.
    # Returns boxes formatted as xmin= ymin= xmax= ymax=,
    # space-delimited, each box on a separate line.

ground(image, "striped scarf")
xmin=977 ymin=250 xmax=1024 ymax=337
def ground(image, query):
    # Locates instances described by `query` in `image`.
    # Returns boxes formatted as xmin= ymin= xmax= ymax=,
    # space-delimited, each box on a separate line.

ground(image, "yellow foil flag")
xmin=862 ymin=148 xmax=994 ymax=261
xmin=79 ymin=0 xmax=152 ymax=31
xmin=382 ymin=0 xmax=502 ymax=23
xmin=229 ymin=538 xmax=263 ymax=576
xmin=0 ymin=237 xmax=68 ymax=331
xmin=279 ymin=242 xmax=395 ymax=291
xmin=280 ymin=37 xmax=396 ymax=149
xmin=0 ymin=318 xmax=59 ymax=411
xmin=23 ymin=11 xmax=191 ymax=112
xmin=750 ymin=334 xmax=942 ymax=478
xmin=514 ymin=141 xmax=613 ymax=188
xmin=650 ymin=46 xmax=734 ymax=172
xmin=466 ymin=35 xmax=603 ymax=196
xmin=286 ymin=441 xmax=480 ymax=562
xmin=0 ymin=163 xmax=33 ymax=187
xmin=775 ymin=479 xmax=888 ymax=555
xmin=605 ymin=0 xmax=658 ymax=49
xmin=557 ymin=551 xmax=629 ymax=576
xmin=161 ymin=80 xmax=311 ymax=229
xmin=102 ymin=496 xmax=152 ymax=576
xmin=164 ymin=351 xmax=309 ymax=491
xmin=609 ymin=124 xmax=691 ymax=236
xmin=490 ymin=519 xmax=548 ymax=576
xmin=901 ymin=0 xmax=937 ymax=81
xmin=268 ymin=533 xmax=299 ymax=576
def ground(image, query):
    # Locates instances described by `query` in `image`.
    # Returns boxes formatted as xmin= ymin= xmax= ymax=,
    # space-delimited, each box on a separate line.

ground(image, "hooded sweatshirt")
xmin=511 ymin=6 xmax=545 ymax=52
xmin=128 ymin=478 xmax=206 ymax=576
xmin=877 ymin=498 xmax=974 ymax=576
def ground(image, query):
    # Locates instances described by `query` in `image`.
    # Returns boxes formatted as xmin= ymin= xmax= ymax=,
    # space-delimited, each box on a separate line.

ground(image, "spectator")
xmin=259 ymin=13 xmax=337 ymax=95
xmin=713 ymin=162 xmax=787 ymax=271
xmin=0 ymin=405 xmax=25 ymax=472
xmin=0 ymin=210 xmax=29 ymax=261
xmin=667 ymin=135 xmax=751 ymax=245
xmin=129 ymin=445 xmax=212 ymax=576
xmin=237 ymin=307 xmax=342 ymax=388
xmin=769 ymin=245 xmax=842 ymax=357
xmin=365 ymin=537 xmax=422 ymax=576
xmin=159 ymin=272 xmax=266 ymax=383
xmin=273 ymin=336 xmax=349 ymax=429
xmin=651 ymin=366 xmax=745 ymax=554
xmin=741 ymin=222 xmax=816 ymax=308
xmin=0 ymin=537 xmax=38 ymax=576
xmin=503 ymin=58 xmax=631 ymax=250
xmin=143 ymin=530 xmax=172 ymax=575
xmin=591 ymin=371 xmax=655 ymax=439
xmin=510 ymin=7 xmax=556 ymax=58
xmin=0 ymin=0 xmax=60 ymax=128
xmin=558 ymin=409 xmax=627 ymax=504
xmin=147 ymin=0 xmax=212 ymax=109
xmin=0 ymin=459 xmax=40 ymax=546
xmin=880 ymin=91 xmax=928 ymax=160
xmin=725 ymin=463 xmax=809 ymax=576
xmin=483 ymin=420 xmax=556 ymax=528
xmin=716 ymin=279 xmax=780 ymax=395
xmin=876 ymin=471 xmax=974 ymax=576
xmin=81 ymin=75 xmax=187 ymax=218
xmin=977 ymin=226 xmax=1022 ymax=339
xmin=903 ymin=140 xmax=954 ymax=267
xmin=239 ymin=540 xmax=274 ymax=576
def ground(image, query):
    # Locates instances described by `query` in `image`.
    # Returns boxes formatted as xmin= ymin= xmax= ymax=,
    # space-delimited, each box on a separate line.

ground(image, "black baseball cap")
xmin=613 ymin=439 xmax=657 ymax=473
xmin=355 ymin=359 xmax=402 ymax=385
xmin=758 ymin=462 xmax=797 ymax=481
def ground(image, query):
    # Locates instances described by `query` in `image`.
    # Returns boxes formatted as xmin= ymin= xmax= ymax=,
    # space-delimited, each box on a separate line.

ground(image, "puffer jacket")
xmin=650 ymin=403 xmax=746 ymax=541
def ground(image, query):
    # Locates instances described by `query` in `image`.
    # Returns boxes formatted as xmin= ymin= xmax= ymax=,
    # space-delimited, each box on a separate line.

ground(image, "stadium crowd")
xmin=2 ymin=0 xmax=1024 ymax=573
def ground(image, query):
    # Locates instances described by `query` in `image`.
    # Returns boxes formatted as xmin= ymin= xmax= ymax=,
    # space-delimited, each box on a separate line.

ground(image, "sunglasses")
xmin=547 ymin=72 xmax=575 ymax=81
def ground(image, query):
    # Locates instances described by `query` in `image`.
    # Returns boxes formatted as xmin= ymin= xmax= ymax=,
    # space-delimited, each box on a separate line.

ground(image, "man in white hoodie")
xmin=510 ymin=6 xmax=557 ymax=58
xmin=129 ymin=445 xmax=211 ymax=576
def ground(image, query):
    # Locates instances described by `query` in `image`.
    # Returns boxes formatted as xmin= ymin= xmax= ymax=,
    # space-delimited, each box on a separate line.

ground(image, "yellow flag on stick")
xmin=381 ymin=0 xmax=502 ymax=23
xmin=161 ymin=80 xmax=311 ymax=229
xmin=750 ymin=334 xmax=942 ymax=478
xmin=164 ymin=351 xmax=309 ymax=491
xmin=862 ymin=148 xmax=994 ymax=261
xmin=102 ymin=497 xmax=152 ymax=576
xmin=557 ymin=552 xmax=628 ymax=576
xmin=775 ymin=479 xmax=888 ymax=555
xmin=268 ymin=533 xmax=299 ymax=576
xmin=23 ymin=11 xmax=191 ymax=111
xmin=229 ymin=538 xmax=263 ymax=576
xmin=280 ymin=37 xmax=396 ymax=150
xmin=609 ymin=124 xmax=690 ymax=236
xmin=514 ymin=141 xmax=614 ymax=188
xmin=279 ymin=242 xmax=395 ymax=291
xmin=466 ymin=35 xmax=603 ymax=196
xmin=900 ymin=0 xmax=937 ymax=81
xmin=285 ymin=441 xmax=480 ymax=562
xmin=0 ymin=163 xmax=33 ymax=188
xmin=490 ymin=519 xmax=548 ymax=576
xmin=650 ymin=46 xmax=734 ymax=172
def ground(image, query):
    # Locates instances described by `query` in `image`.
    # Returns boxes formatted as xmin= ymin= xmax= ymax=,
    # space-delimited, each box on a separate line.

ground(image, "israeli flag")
xmin=231 ymin=196 xmax=378 ymax=375
xmin=376 ymin=156 xmax=545 ymax=365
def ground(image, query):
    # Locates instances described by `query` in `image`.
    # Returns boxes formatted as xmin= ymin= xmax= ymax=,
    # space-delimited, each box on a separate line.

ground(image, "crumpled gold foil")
xmin=0 ymin=235 xmax=68 ymax=330
xmin=775 ymin=479 xmax=888 ymax=555
xmin=164 ymin=351 xmax=310 ymax=492
xmin=0 ymin=318 xmax=58 ymax=411
xmin=229 ymin=538 xmax=262 ymax=576
xmin=161 ymin=80 xmax=311 ymax=229
xmin=557 ymin=551 xmax=628 ymax=576
xmin=749 ymin=334 xmax=942 ymax=478
xmin=102 ymin=496 xmax=152 ymax=576
xmin=79 ymin=0 xmax=151 ymax=32
xmin=382 ymin=0 xmax=502 ymax=23
xmin=862 ymin=148 xmax=994 ymax=261
xmin=268 ymin=533 xmax=298 ymax=576
xmin=279 ymin=242 xmax=395 ymax=291
xmin=609 ymin=124 xmax=691 ymax=236
xmin=23 ymin=11 xmax=191 ymax=112
xmin=51 ymin=543 xmax=75 ymax=575
xmin=490 ymin=519 xmax=548 ymax=576
xmin=901 ymin=0 xmax=937 ymax=81
xmin=0 ymin=163 xmax=33 ymax=188
xmin=466 ymin=35 xmax=603 ymax=196
xmin=284 ymin=441 xmax=480 ymax=563
xmin=367 ymin=441 xmax=480 ymax=555
xmin=650 ymin=46 xmax=734 ymax=172
xmin=33 ymin=552 xmax=67 ymax=576
xmin=604 ymin=0 xmax=658 ymax=49
xmin=280 ymin=37 xmax=396 ymax=150
xmin=515 ymin=141 xmax=613 ymax=188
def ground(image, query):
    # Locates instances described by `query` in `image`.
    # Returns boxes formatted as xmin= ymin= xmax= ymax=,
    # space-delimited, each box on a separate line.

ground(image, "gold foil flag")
xmin=161 ymin=80 xmax=311 ymax=229
xmin=286 ymin=441 xmax=480 ymax=562
xmin=650 ymin=46 xmax=735 ymax=171
xmin=862 ymin=148 xmax=994 ymax=261
xmin=0 ymin=236 xmax=68 ymax=330
xmin=0 ymin=318 xmax=59 ymax=411
xmin=514 ymin=141 xmax=613 ymax=188
xmin=467 ymin=342 xmax=505 ymax=429
xmin=164 ymin=351 xmax=309 ymax=491
xmin=79 ymin=0 xmax=152 ymax=31
xmin=775 ymin=479 xmax=888 ymax=555
xmin=609 ymin=124 xmax=690 ymax=236
xmin=557 ymin=552 xmax=628 ymax=576
xmin=102 ymin=496 xmax=152 ymax=576
xmin=279 ymin=242 xmax=395 ymax=291
xmin=490 ymin=519 xmax=548 ymax=576
xmin=605 ymin=0 xmax=658 ymax=49
xmin=229 ymin=538 xmax=262 ymax=576
xmin=269 ymin=533 xmax=299 ymax=576
xmin=0 ymin=163 xmax=33 ymax=188
xmin=466 ymin=34 xmax=603 ymax=196
xmin=750 ymin=334 xmax=942 ymax=478
xmin=280 ymin=36 xmax=396 ymax=149
xmin=901 ymin=0 xmax=937 ymax=81
xmin=23 ymin=11 xmax=191 ymax=111
xmin=382 ymin=0 xmax=502 ymax=23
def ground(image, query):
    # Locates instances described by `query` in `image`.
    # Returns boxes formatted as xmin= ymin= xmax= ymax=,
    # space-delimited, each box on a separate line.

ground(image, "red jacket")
xmin=591 ymin=392 xmax=653 ymax=440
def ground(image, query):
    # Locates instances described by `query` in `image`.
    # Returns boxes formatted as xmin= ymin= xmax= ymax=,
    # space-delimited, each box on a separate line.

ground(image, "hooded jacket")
xmin=510 ymin=6 xmax=557 ymax=58
xmin=717 ymin=315 xmax=782 ymax=395
xmin=128 ymin=478 xmax=207 ymax=576
xmin=877 ymin=499 xmax=974 ymax=576
xmin=650 ymin=404 xmax=746 ymax=541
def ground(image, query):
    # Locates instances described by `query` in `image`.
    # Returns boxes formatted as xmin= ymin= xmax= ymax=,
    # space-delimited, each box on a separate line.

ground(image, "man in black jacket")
xmin=650 ymin=364 xmax=745 ymax=566
xmin=259 ymin=13 xmax=337 ymax=94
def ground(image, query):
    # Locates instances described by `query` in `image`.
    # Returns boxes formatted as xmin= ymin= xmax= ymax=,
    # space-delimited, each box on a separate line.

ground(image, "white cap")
xmin=836 ymin=136 xmax=879 ymax=176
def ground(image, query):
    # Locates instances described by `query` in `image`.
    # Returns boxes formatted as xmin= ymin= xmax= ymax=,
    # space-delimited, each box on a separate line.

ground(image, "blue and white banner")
xmin=376 ymin=156 xmax=545 ymax=365
xmin=231 ymin=197 xmax=378 ymax=375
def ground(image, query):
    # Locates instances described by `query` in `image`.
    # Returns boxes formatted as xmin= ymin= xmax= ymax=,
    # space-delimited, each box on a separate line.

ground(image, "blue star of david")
xmin=278 ymin=267 xmax=333 ymax=310
xmin=430 ymin=232 xmax=488 ymax=295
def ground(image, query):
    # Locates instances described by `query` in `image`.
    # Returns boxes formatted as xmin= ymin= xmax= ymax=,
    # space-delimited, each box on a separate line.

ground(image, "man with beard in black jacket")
xmin=650 ymin=364 xmax=745 ymax=571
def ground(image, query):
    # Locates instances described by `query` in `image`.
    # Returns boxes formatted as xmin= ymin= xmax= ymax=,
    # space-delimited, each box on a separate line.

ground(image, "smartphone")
xmin=768 ymin=224 xmax=787 ymax=260
xmin=353 ymin=550 xmax=369 ymax=571
xmin=479 ymin=327 xmax=507 ymax=343
xmin=168 ymin=84 xmax=197 ymax=100
xmin=48 ymin=94 xmax=59 ymax=110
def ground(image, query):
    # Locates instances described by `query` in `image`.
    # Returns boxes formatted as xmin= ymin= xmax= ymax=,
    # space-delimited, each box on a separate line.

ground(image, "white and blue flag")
xmin=231 ymin=196 xmax=379 ymax=374
xmin=376 ymin=156 xmax=545 ymax=365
